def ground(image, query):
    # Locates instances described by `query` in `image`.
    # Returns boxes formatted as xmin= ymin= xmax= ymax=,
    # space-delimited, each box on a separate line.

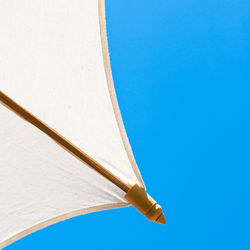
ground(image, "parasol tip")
xmin=156 ymin=213 xmax=166 ymax=225
xmin=124 ymin=184 xmax=166 ymax=225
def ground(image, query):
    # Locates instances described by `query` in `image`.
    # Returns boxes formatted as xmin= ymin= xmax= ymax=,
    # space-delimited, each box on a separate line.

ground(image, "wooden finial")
xmin=124 ymin=184 xmax=166 ymax=224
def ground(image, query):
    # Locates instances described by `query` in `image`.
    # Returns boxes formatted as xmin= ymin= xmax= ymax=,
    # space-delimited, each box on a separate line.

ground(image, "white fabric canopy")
xmin=0 ymin=0 xmax=144 ymax=247
xmin=0 ymin=104 xmax=127 ymax=247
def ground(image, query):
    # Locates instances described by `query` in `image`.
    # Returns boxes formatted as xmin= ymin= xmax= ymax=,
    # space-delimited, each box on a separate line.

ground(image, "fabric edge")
xmin=98 ymin=0 xmax=145 ymax=188
xmin=0 ymin=203 xmax=129 ymax=249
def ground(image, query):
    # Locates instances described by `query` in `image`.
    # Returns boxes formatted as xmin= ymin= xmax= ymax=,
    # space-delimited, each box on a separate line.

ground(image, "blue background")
xmin=8 ymin=1 xmax=250 ymax=249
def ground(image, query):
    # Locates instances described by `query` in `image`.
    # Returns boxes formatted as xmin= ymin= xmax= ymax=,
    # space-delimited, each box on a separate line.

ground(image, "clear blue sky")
xmin=8 ymin=1 xmax=250 ymax=249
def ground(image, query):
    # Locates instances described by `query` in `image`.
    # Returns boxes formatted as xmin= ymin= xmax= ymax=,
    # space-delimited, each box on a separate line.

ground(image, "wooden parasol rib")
xmin=0 ymin=90 xmax=130 ymax=193
xmin=0 ymin=90 xmax=166 ymax=224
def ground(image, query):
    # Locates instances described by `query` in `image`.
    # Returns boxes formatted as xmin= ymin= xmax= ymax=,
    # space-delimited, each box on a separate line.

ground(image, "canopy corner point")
xmin=124 ymin=184 xmax=166 ymax=225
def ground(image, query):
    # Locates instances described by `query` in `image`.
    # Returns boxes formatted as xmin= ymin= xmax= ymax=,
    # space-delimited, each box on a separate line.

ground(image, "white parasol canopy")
xmin=0 ymin=0 xmax=165 ymax=248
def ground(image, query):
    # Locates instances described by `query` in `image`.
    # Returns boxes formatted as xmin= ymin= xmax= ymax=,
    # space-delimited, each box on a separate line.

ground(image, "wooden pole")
xmin=0 ymin=90 xmax=130 ymax=193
